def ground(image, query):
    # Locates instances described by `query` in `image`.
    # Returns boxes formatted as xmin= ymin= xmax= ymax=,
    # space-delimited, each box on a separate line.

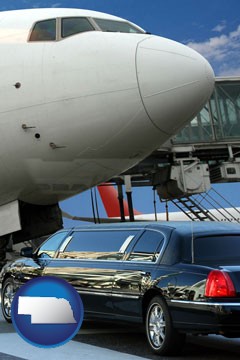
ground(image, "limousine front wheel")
xmin=146 ymin=296 xmax=185 ymax=355
xmin=1 ymin=278 xmax=15 ymax=323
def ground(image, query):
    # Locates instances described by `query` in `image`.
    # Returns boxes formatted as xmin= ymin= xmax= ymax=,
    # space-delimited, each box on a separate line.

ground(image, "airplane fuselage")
xmin=0 ymin=8 xmax=215 ymax=250
xmin=0 ymin=8 xmax=214 ymax=207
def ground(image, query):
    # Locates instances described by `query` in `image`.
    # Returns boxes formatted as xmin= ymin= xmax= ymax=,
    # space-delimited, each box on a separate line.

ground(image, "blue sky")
xmin=1 ymin=0 xmax=240 ymax=225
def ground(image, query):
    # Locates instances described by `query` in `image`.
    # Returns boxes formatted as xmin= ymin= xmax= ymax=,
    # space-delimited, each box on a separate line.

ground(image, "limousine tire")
xmin=1 ymin=278 xmax=15 ymax=323
xmin=145 ymin=296 xmax=185 ymax=355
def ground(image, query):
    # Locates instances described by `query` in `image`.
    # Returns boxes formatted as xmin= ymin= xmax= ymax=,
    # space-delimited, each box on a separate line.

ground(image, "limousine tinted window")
xmin=194 ymin=235 xmax=240 ymax=264
xmin=128 ymin=230 xmax=164 ymax=262
xmin=61 ymin=230 xmax=138 ymax=260
xmin=37 ymin=231 xmax=68 ymax=258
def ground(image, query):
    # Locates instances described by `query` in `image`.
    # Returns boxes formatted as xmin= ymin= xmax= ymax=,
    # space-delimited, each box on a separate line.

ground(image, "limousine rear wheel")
xmin=146 ymin=296 xmax=185 ymax=355
xmin=1 ymin=278 xmax=15 ymax=323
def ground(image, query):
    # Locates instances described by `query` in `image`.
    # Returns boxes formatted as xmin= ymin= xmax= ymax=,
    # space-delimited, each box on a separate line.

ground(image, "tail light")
xmin=205 ymin=270 xmax=236 ymax=297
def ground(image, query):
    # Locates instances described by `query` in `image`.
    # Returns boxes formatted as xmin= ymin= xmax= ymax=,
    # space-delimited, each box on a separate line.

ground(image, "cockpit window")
xmin=29 ymin=16 xmax=143 ymax=43
xmin=62 ymin=17 xmax=95 ymax=38
xmin=29 ymin=19 xmax=56 ymax=41
xmin=93 ymin=18 xmax=143 ymax=34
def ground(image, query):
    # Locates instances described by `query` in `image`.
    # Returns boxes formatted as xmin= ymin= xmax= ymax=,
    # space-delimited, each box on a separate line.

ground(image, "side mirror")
xmin=20 ymin=246 xmax=33 ymax=258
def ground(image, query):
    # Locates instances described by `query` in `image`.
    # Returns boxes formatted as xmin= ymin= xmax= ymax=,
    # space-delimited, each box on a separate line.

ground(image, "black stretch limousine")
xmin=1 ymin=221 xmax=240 ymax=355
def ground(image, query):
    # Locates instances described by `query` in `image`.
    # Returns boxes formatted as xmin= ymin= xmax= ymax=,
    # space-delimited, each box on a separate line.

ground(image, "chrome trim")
xmin=170 ymin=299 xmax=240 ymax=307
xmin=77 ymin=290 xmax=139 ymax=299
xmin=59 ymin=236 xmax=73 ymax=252
xmin=53 ymin=257 xmax=123 ymax=263
xmin=51 ymin=257 xmax=161 ymax=264
xmin=112 ymin=293 xmax=139 ymax=299
xmin=119 ymin=235 xmax=135 ymax=253
xmin=78 ymin=290 xmax=111 ymax=297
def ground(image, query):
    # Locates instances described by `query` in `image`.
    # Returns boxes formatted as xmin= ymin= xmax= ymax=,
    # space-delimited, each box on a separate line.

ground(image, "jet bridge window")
xmin=61 ymin=17 xmax=95 ymax=38
xmin=29 ymin=19 xmax=56 ymax=41
xmin=93 ymin=18 xmax=143 ymax=33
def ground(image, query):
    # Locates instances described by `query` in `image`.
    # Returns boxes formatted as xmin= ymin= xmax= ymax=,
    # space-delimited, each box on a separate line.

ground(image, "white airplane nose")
xmin=136 ymin=36 xmax=215 ymax=135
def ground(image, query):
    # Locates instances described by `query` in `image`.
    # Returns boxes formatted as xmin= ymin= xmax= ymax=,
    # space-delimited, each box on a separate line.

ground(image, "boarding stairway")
xmin=170 ymin=188 xmax=240 ymax=223
xmin=171 ymin=196 xmax=217 ymax=221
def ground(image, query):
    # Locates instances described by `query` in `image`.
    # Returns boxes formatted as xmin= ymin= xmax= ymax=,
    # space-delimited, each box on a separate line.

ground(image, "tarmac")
xmin=0 ymin=333 xmax=145 ymax=360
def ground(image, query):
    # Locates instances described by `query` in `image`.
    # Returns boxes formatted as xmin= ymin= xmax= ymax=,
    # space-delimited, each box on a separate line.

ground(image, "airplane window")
xmin=29 ymin=19 xmax=56 ymax=41
xmin=93 ymin=18 xmax=144 ymax=34
xmin=62 ymin=17 xmax=95 ymax=38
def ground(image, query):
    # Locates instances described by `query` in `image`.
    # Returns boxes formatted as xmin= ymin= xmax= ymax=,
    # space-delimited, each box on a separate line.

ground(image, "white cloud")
xmin=218 ymin=64 xmax=240 ymax=77
xmin=51 ymin=3 xmax=61 ymax=7
xmin=32 ymin=3 xmax=41 ymax=8
xmin=212 ymin=21 xmax=226 ymax=33
xmin=22 ymin=0 xmax=61 ymax=8
xmin=187 ymin=25 xmax=240 ymax=76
